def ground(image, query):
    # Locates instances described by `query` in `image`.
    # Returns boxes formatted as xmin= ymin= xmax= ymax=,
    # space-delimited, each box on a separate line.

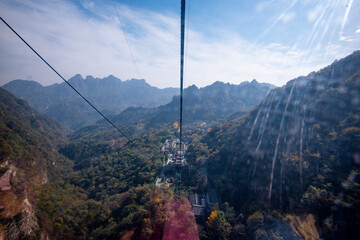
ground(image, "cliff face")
xmin=0 ymin=88 xmax=69 ymax=239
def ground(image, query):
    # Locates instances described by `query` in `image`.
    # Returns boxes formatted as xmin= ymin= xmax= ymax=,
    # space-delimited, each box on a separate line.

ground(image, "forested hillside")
xmin=200 ymin=50 xmax=360 ymax=239
xmin=0 ymin=88 xmax=188 ymax=239
xmin=0 ymin=88 xmax=71 ymax=239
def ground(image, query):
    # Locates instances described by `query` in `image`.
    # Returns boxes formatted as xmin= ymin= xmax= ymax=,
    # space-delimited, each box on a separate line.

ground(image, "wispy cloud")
xmin=306 ymin=4 xmax=323 ymax=22
xmin=340 ymin=35 xmax=356 ymax=42
xmin=0 ymin=0 xmax=358 ymax=89
xmin=255 ymin=0 xmax=274 ymax=13
xmin=252 ymin=0 xmax=298 ymax=45
xmin=279 ymin=12 xmax=296 ymax=23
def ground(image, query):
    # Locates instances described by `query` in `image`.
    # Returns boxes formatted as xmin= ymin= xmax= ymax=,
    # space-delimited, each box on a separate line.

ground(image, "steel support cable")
xmin=184 ymin=0 xmax=190 ymax=82
xmin=179 ymin=0 xmax=185 ymax=155
xmin=112 ymin=0 xmax=141 ymax=79
xmin=0 ymin=16 xmax=155 ymax=160
xmin=1 ymin=14 xmax=161 ymax=239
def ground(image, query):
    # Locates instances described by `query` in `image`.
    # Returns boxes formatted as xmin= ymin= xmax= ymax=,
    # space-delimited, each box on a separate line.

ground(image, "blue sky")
xmin=0 ymin=0 xmax=359 ymax=88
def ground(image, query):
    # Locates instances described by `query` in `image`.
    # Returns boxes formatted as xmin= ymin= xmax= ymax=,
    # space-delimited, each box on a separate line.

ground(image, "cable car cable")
xmin=112 ymin=0 xmax=141 ymax=79
xmin=179 ymin=0 xmax=185 ymax=155
xmin=0 ymin=16 xmax=155 ymax=160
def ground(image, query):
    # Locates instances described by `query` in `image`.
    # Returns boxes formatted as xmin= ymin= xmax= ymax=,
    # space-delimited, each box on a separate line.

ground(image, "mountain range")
xmin=71 ymin=79 xmax=274 ymax=140
xmin=2 ymin=75 xmax=178 ymax=130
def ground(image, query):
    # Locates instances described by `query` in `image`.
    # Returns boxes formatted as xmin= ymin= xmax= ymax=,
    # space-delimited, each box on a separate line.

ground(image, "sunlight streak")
xmin=340 ymin=0 xmax=354 ymax=38
xmin=252 ymin=0 xmax=298 ymax=47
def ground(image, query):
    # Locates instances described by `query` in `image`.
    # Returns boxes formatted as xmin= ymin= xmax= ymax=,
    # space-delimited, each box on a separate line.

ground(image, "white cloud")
xmin=340 ymin=35 xmax=356 ymax=42
xmin=0 ymin=0 xmax=357 ymax=89
xmin=356 ymin=28 xmax=360 ymax=33
xmin=279 ymin=12 xmax=296 ymax=23
xmin=81 ymin=0 xmax=95 ymax=10
xmin=255 ymin=0 xmax=274 ymax=13
xmin=306 ymin=4 xmax=323 ymax=22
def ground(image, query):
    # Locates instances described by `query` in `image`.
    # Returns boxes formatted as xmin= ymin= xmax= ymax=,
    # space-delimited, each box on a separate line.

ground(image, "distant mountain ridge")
xmin=71 ymin=79 xmax=274 ymax=140
xmin=142 ymin=79 xmax=274 ymax=124
xmin=2 ymin=75 xmax=178 ymax=130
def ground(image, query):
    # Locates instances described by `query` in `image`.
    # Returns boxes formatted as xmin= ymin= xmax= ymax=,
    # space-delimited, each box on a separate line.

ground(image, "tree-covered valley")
xmin=0 ymin=50 xmax=359 ymax=240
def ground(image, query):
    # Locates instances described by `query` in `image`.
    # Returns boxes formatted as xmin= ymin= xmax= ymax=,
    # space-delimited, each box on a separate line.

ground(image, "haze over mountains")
xmin=2 ymin=75 xmax=178 ymax=130
xmin=71 ymin=79 xmax=274 ymax=140
xmin=2 ymin=75 xmax=274 ymax=132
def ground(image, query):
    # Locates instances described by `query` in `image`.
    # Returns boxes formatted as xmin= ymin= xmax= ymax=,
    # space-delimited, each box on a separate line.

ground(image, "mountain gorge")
xmin=2 ymin=75 xmax=178 ymax=130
